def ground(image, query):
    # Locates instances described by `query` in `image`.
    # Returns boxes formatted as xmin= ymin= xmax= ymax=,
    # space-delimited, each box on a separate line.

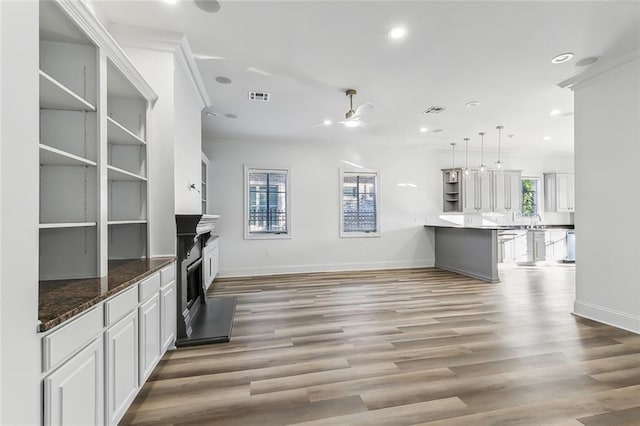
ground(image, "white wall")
xmin=0 ymin=1 xmax=41 ymax=424
xmin=173 ymin=60 xmax=204 ymax=214
xmin=120 ymin=47 xmax=177 ymax=257
xmin=205 ymin=138 xmax=447 ymax=277
xmin=573 ymin=57 xmax=640 ymax=333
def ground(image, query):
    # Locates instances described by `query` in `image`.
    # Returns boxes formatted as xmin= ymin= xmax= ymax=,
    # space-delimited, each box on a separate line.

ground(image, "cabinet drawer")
xmin=160 ymin=264 xmax=175 ymax=287
xmin=139 ymin=272 xmax=161 ymax=302
xmin=43 ymin=305 xmax=103 ymax=373
xmin=105 ymin=286 xmax=138 ymax=327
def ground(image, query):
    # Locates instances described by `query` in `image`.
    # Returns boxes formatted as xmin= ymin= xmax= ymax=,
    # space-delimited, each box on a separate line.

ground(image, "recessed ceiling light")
xmin=225 ymin=113 xmax=238 ymax=119
xmin=162 ymin=0 xmax=178 ymax=4
xmin=551 ymin=53 xmax=574 ymax=64
xmin=419 ymin=127 xmax=429 ymax=133
xmin=543 ymin=136 xmax=551 ymax=141
xmin=344 ymin=120 xmax=359 ymax=128
xmin=388 ymin=27 xmax=408 ymax=40
xmin=205 ymin=112 xmax=219 ymax=117
xmin=323 ymin=120 xmax=332 ymax=126
xmin=549 ymin=109 xmax=561 ymax=116
xmin=575 ymin=56 xmax=600 ymax=67
xmin=215 ymin=76 xmax=232 ymax=84
xmin=466 ymin=101 xmax=480 ymax=108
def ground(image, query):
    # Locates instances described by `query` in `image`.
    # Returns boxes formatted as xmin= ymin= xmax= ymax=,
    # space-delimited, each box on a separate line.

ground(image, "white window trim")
xmin=244 ymin=165 xmax=291 ymax=240
xmin=339 ymin=169 xmax=381 ymax=238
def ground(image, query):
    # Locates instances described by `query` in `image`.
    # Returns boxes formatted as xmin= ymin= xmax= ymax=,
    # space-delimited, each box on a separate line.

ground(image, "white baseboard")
xmin=573 ymin=300 xmax=640 ymax=334
xmin=218 ymin=258 xmax=435 ymax=278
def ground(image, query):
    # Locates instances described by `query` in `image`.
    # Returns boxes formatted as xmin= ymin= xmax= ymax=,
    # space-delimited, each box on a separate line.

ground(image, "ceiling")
xmin=95 ymin=1 xmax=640 ymax=154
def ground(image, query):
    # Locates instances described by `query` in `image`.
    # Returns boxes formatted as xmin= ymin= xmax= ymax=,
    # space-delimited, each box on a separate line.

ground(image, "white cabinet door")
xmin=506 ymin=171 xmax=522 ymax=212
xmin=478 ymin=172 xmax=493 ymax=212
xmin=544 ymin=173 xmax=557 ymax=212
xmin=493 ymin=172 xmax=507 ymax=212
xmin=105 ymin=310 xmax=138 ymax=426
xmin=44 ymin=338 xmax=103 ymax=426
xmin=139 ymin=294 xmax=161 ymax=383
xmin=462 ymin=171 xmax=476 ymax=212
xmin=161 ymin=281 xmax=176 ymax=352
xmin=556 ymin=173 xmax=572 ymax=212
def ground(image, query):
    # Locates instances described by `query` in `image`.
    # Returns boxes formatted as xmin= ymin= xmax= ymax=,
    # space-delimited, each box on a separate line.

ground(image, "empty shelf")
xmin=107 ymin=116 xmax=146 ymax=146
xmin=107 ymin=165 xmax=147 ymax=182
xmin=40 ymin=144 xmax=96 ymax=167
xmin=39 ymin=222 xmax=97 ymax=229
xmin=39 ymin=70 xmax=96 ymax=112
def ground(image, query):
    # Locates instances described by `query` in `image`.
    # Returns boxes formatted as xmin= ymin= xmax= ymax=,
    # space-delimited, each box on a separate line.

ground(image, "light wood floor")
xmin=121 ymin=266 xmax=640 ymax=425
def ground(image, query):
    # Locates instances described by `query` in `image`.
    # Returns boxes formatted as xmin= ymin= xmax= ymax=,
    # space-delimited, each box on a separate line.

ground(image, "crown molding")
xmin=557 ymin=50 xmax=640 ymax=91
xmin=108 ymin=24 xmax=211 ymax=109
xmin=54 ymin=0 xmax=158 ymax=103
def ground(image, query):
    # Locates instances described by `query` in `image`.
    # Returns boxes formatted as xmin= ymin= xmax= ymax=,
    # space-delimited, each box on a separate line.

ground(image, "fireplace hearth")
xmin=175 ymin=214 xmax=236 ymax=347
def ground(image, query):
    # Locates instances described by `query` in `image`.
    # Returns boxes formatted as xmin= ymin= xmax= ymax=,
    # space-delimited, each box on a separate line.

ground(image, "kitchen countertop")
xmin=39 ymin=257 xmax=175 ymax=332
xmin=424 ymin=223 xmax=575 ymax=230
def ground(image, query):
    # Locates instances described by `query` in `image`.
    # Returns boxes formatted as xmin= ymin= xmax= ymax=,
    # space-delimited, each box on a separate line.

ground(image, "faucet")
xmin=529 ymin=214 xmax=543 ymax=229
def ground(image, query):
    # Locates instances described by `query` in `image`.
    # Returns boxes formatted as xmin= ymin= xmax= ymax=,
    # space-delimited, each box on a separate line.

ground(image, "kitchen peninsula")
xmin=425 ymin=223 xmax=575 ymax=282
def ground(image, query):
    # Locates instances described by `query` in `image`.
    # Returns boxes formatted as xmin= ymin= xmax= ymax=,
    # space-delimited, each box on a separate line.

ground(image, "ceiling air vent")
xmin=248 ymin=91 xmax=270 ymax=102
xmin=423 ymin=106 xmax=446 ymax=114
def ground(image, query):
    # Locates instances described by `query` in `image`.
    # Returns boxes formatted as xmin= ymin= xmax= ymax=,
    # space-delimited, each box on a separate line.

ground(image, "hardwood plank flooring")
xmin=121 ymin=265 xmax=640 ymax=425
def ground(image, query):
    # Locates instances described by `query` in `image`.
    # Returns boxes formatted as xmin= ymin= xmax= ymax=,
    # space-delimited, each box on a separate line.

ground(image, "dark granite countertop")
xmin=39 ymin=257 xmax=175 ymax=332
xmin=424 ymin=224 xmax=575 ymax=230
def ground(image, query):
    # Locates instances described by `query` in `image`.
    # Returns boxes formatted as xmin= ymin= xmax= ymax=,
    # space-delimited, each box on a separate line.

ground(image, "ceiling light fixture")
xmin=551 ymin=52 xmax=574 ymax=64
xmin=463 ymin=138 xmax=470 ymax=175
xmin=344 ymin=120 xmax=359 ymax=128
xmin=466 ymin=101 xmax=480 ymax=108
xmin=162 ymin=0 xmax=178 ymax=4
xmin=550 ymin=109 xmax=561 ymax=116
xmin=478 ymin=132 xmax=486 ymax=173
xmin=388 ymin=27 xmax=407 ymax=40
xmin=205 ymin=112 xmax=219 ymax=117
xmin=323 ymin=119 xmax=332 ymax=126
xmin=543 ymin=136 xmax=551 ymax=141
xmin=419 ymin=127 xmax=428 ymax=133
xmin=495 ymin=125 xmax=504 ymax=170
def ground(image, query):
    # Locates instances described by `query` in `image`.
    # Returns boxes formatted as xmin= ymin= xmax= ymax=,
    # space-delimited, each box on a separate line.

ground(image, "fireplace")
xmin=175 ymin=214 xmax=236 ymax=347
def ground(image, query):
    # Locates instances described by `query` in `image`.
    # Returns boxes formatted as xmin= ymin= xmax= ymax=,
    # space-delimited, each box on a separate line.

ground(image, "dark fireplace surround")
xmin=175 ymin=214 xmax=236 ymax=347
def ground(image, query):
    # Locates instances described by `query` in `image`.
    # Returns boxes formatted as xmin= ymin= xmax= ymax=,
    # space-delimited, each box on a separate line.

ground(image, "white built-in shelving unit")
xmin=38 ymin=0 xmax=156 ymax=281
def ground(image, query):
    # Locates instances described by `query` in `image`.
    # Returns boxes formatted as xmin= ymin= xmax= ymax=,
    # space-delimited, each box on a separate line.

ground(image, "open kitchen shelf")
xmin=39 ymin=222 xmax=97 ymax=229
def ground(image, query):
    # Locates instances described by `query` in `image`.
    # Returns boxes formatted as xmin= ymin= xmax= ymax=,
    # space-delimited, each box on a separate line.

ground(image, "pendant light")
xmin=495 ymin=125 xmax=504 ymax=170
xmin=448 ymin=142 xmax=457 ymax=181
xmin=463 ymin=138 xmax=470 ymax=175
xmin=478 ymin=132 xmax=486 ymax=173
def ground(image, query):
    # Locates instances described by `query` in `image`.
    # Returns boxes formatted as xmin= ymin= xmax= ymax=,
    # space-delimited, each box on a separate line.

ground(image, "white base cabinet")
xmin=105 ymin=311 xmax=138 ymax=426
xmin=42 ymin=263 xmax=176 ymax=426
xmin=139 ymin=294 xmax=161 ymax=383
xmin=161 ymin=280 xmax=177 ymax=352
xmin=44 ymin=338 xmax=104 ymax=426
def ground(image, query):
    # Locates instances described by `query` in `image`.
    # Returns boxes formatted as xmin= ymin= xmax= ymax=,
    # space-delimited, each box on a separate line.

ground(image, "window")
xmin=341 ymin=170 xmax=379 ymax=237
xmin=522 ymin=177 xmax=540 ymax=216
xmin=245 ymin=167 xmax=290 ymax=239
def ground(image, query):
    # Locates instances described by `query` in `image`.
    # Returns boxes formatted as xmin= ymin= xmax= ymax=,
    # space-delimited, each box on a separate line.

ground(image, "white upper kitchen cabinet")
xmin=493 ymin=171 xmax=522 ymax=213
xmin=544 ymin=172 xmax=575 ymax=212
xmin=462 ymin=169 xmax=493 ymax=212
